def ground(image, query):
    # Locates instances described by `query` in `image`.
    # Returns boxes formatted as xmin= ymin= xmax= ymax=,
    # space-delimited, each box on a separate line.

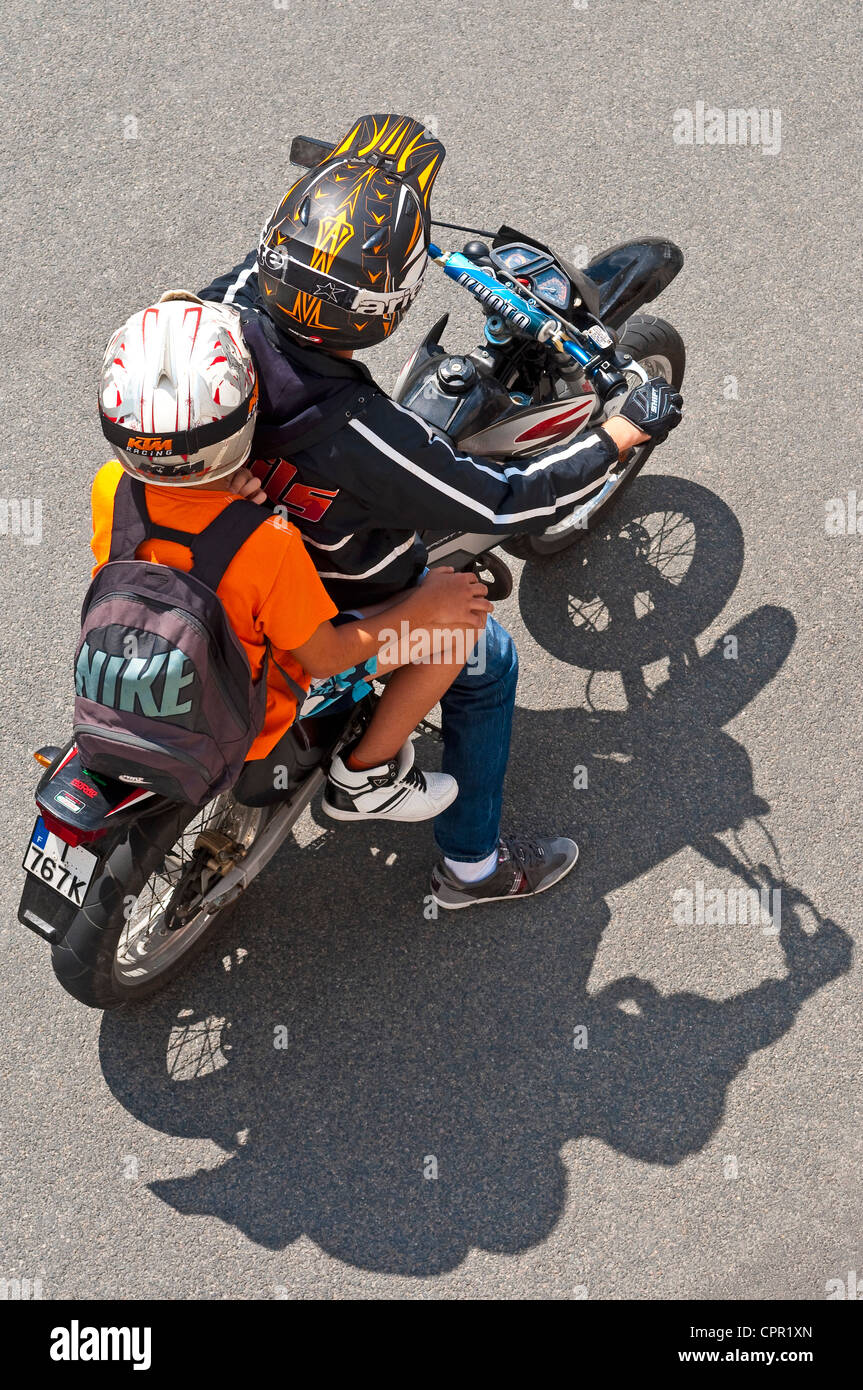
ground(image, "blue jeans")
xmin=434 ymin=617 xmax=519 ymax=862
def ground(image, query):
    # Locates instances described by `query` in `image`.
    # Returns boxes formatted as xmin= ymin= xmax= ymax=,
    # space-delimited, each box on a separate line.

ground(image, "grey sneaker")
xmin=430 ymin=835 xmax=579 ymax=910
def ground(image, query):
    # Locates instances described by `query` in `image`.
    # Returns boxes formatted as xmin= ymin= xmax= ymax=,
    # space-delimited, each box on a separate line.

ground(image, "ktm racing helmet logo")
xmin=125 ymin=435 xmax=174 ymax=454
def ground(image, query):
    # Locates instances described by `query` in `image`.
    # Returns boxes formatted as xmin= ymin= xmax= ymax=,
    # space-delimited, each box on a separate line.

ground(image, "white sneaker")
xmin=323 ymin=741 xmax=458 ymax=823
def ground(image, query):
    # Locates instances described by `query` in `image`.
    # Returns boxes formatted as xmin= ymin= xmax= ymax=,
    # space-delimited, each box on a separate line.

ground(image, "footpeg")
xmin=473 ymin=550 xmax=513 ymax=600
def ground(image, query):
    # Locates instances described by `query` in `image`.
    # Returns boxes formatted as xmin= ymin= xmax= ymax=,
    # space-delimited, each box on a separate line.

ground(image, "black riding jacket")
xmin=200 ymin=253 xmax=619 ymax=608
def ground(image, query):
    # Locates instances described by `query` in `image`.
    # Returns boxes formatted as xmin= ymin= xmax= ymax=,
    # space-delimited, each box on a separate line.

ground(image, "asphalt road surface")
xmin=0 ymin=0 xmax=860 ymax=1300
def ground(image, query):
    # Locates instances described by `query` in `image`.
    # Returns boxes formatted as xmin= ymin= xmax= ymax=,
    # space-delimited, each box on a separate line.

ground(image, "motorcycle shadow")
xmin=97 ymin=476 xmax=852 ymax=1280
xmin=508 ymin=599 xmax=797 ymax=905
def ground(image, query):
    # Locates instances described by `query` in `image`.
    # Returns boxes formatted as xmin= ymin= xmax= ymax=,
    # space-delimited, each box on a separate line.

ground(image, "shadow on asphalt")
xmin=98 ymin=475 xmax=852 ymax=1277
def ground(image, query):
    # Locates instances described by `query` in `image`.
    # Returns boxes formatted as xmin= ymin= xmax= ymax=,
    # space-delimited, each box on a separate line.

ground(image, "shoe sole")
xmin=431 ymin=844 xmax=579 ymax=910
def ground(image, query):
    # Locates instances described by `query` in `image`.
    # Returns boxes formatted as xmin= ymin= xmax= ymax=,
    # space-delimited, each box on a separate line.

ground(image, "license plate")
xmin=22 ymin=817 xmax=98 ymax=906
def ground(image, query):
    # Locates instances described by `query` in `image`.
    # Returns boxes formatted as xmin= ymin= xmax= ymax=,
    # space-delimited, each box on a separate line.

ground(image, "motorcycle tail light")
xmin=38 ymin=809 xmax=107 ymax=848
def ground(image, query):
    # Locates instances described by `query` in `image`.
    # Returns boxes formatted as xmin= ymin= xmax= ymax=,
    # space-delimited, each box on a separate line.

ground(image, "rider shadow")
xmin=510 ymin=474 xmax=793 ymax=900
xmin=98 ymin=475 xmax=852 ymax=1278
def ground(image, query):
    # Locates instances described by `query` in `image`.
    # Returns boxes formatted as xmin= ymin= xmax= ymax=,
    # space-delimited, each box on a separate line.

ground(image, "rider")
xmin=94 ymin=290 xmax=492 ymax=822
xmin=199 ymin=114 xmax=683 ymax=908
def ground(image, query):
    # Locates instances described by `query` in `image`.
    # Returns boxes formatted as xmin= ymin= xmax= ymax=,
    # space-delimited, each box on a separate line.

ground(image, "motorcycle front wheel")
xmin=504 ymin=313 xmax=686 ymax=559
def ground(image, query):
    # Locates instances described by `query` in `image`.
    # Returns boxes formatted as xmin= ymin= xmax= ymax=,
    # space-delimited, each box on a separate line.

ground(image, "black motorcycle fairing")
xmin=394 ymin=310 xmax=521 ymax=439
xmin=395 ymin=353 xmax=518 ymax=443
xmin=584 ymin=238 xmax=684 ymax=330
xmin=393 ymin=315 xmax=448 ymax=400
xmin=492 ymin=224 xmax=602 ymax=319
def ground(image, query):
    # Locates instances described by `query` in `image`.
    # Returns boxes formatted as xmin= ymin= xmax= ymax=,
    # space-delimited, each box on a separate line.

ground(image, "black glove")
xmin=615 ymin=377 xmax=683 ymax=443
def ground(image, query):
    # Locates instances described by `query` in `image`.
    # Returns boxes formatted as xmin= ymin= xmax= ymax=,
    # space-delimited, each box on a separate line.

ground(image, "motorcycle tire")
xmin=50 ymin=799 xmax=256 ymax=1010
xmin=503 ymin=314 xmax=686 ymax=560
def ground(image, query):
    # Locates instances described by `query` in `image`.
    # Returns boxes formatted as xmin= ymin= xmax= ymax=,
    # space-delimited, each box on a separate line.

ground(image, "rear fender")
xmin=20 ymin=742 xmax=174 ymax=944
xmin=34 ymin=741 xmax=162 ymax=840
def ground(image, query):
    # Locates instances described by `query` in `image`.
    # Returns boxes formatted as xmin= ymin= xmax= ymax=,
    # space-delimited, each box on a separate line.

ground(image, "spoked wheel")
xmin=51 ymin=794 xmax=269 ymax=1010
xmin=112 ymin=796 xmax=267 ymax=988
xmin=517 ymin=474 xmax=745 ymax=675
xmin=504 ymin=314 xmax=685 ymax=560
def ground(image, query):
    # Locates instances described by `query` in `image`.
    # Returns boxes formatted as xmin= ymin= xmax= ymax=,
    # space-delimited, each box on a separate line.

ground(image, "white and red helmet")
xmin=98 ymin=291 xmax=259 ymax=486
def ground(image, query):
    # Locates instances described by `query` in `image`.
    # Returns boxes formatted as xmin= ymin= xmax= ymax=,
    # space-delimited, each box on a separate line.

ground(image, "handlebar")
xmin=428 ymin=242 xmax=645 ymax=399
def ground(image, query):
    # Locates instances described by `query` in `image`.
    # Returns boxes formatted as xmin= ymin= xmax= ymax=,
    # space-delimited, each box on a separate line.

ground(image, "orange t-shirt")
xmin=90 ymin=461 xmax=338 ymax=759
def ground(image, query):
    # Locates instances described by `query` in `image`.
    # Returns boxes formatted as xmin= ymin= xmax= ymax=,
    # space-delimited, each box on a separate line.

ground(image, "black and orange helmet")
xmin=257 ymin=114 xmax=445 ymax=350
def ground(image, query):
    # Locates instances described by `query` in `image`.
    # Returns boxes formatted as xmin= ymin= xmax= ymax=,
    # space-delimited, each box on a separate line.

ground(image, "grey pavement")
xmin=0 ymin=0 xmax=859 ymax=1299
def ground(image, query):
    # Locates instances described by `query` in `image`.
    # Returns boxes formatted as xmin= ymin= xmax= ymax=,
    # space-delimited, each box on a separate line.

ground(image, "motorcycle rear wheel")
xmin=50 ymin=795 xmax=267 ymax=1010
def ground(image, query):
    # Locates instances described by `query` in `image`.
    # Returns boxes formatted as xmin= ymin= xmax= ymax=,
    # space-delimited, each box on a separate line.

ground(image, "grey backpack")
xmin=73 ymin=476 xmax=301 ymax=806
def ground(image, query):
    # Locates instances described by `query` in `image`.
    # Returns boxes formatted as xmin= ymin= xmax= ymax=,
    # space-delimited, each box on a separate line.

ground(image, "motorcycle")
xmin=17 ymin=134 xmax=685 ymax=1008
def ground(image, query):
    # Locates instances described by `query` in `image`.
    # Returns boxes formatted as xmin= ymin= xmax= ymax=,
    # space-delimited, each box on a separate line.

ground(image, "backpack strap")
xmin=108 ymin=475 xmax=149 ymax=559
xmin=265 ymin=642 xmax=312 ymax=707
xmin=188 ymin=498 xmax=274 ymax=592
xmin=191 ymin=505 xmax=313 ymax=712
xmin=109 ymin=474 xmax=313 ymax=721
xmin=109 ymin=474 xmax=272 ymax=587
xmin=109 ymin=475 xmax=215 ymax=555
